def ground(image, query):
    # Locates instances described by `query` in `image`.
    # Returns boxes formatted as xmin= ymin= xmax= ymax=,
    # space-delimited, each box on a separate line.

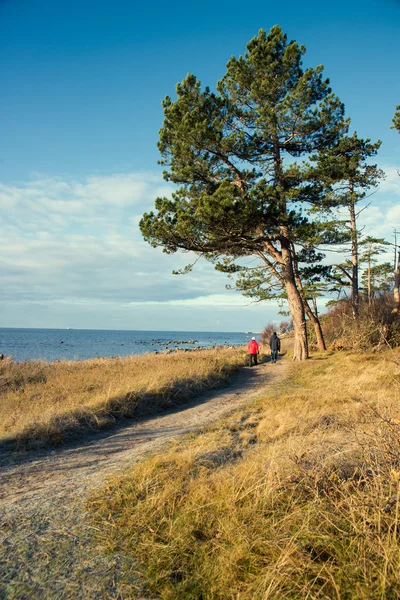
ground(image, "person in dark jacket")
xmin=247 ymin=337 xmax=259 ymax=367
xmin=269 ymin=332 xmax=281 ymax=363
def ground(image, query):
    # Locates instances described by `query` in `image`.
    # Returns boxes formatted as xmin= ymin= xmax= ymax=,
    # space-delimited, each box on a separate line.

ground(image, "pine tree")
xmin=358 ymin=237 xmax=391 ymax=303
xmin=313 ymin=133 xmax=384 ymax=319
xmin=388 ymin=102 xmax=400 ymax=320
xmin=140 ymin=26 xmax=348 ymax=360
xmin=392 ymin=105 xmax=400 ymax=133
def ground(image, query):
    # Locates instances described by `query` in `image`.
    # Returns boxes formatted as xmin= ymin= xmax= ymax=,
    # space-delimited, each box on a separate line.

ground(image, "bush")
xmin=260 ymin=323 xmax=275 ymax=345
xmin=260 ymin=321 xmax=292 ymax=346
xmin=320 ymin=294 xmax=400 ymax=350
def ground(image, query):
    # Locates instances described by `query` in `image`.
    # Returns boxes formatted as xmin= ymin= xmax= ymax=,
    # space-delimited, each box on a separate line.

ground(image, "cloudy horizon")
xmin=1 ymin=0 xmax=399 ymax=331
xmin=1 ymin=165 xmax=399 ymax=332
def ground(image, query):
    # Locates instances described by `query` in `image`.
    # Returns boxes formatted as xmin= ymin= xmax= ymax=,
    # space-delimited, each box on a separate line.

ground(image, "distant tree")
xmin=260 ymin=322 xmax=275 ymax=345
xmin=358 ymin=237 xmax=391 ymax=303
xmin=140 ymin=26 xmax=348 ymax=360
xmin=291 ymin=247 xmax=329 ymax=350
xmin=279 ymin=320 xmax=292 ymax=334
xmin=360 ymin=263 xmax=392 ymax=300
xmin=392 ymin=105 xmax=400 ymax=133
xmin=391 ymin=248 xmax=400 ymax=324
xmin=314 ymin=133 xmax=384 ymax=319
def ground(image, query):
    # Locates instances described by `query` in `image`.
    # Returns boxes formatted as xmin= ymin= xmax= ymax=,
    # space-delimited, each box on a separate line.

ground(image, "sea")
xmin=0 ymin=328 xmax=255 ymax=363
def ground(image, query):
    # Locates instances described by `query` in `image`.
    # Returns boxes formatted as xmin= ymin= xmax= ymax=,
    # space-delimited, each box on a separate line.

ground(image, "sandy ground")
xmin=0 ymin=359 xmax=288 ymax=599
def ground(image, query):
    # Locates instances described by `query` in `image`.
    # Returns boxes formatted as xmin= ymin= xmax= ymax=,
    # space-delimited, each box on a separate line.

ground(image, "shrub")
xmin=320 ymin=294 xmax=400 ymax=350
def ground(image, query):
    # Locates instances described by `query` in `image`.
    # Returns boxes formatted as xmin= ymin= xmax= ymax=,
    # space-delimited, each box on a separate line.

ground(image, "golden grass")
xmin=89 ymin=348 xmax=400 ymax=599
xmin=0 ymin=347 xmax=247 ymax=449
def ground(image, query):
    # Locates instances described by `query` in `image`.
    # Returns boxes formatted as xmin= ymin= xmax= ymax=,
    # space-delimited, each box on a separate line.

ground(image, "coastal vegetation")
xmin=2 ymin=22 xmax=399 ymax=600
xmin=140 ymin=25 xmax=399 ymax=361
xmin=0 ymin=347 xmax=248 ymax=449
xmin=89 ymin=346 xmax=400 ymax=599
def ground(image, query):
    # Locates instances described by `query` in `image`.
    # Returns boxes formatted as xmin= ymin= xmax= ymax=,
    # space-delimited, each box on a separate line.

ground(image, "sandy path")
xmin=0 ymin=360 xmax=288 ymax=599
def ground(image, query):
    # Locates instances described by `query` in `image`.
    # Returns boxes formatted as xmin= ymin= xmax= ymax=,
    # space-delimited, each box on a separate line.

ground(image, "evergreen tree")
xmin=140 ymin=26 xmax=348 ymax=360
xmin=392 ymin=105 xmax=400 ymax=133
xmin=358 ymin=237 xmax=391 ymax=303
xmin=313 ymin=134 xmax=384 ymax=319
xmin=360 ymin=263 xmax=392 ymax=300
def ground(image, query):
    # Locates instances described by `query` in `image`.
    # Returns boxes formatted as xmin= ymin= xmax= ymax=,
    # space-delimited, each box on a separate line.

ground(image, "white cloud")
xmin=2 ymin=165 xmax=399 ymax=330
xmin=387 ymin=204 xmax=400 ymax=223
xmin=0 ymin=172 xmax=240 ymax=318
xmin=128 ymin=293 xmax=264 ymax=307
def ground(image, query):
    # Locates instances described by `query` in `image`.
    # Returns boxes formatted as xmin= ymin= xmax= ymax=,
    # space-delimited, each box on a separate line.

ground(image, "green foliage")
xmin=392 ymin=105 xmax=400 ymax=133
xmin=217 ymin=247 xmax=331 ymax=310
xmin=140 ymin=26 xmax=348 ymax=268
xmin=360 ymin=262 xmax=393 ymax=297
xmin=313 ymin=132 xmax=383 ymax=197
xmin=331 ymin=237 xmax=392 ymax=303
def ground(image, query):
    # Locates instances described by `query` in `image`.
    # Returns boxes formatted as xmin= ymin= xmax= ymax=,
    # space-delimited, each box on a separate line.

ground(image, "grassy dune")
xmin=89 ymin=349 xmax=400 ymax=599
xmin=0 ymin=347 xmax=247 ymax=449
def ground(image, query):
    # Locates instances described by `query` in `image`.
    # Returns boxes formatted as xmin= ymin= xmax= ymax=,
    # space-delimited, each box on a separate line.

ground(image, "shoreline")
xmin=0 ymin=346 xmax=250 ymax=450
xmin=0 ymin=341 xmax=249 ymax=365
xmin=0 ymin=329 xmax=255 ymax=364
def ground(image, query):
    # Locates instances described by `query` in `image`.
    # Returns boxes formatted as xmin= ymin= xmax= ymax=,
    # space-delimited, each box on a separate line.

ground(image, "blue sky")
xmin=1 ymin=0 xmax=399 ymax=331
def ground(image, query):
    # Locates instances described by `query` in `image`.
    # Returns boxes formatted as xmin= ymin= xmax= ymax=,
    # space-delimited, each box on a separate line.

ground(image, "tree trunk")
xmin=367 ymin=245 xmax=371 ymax=305
xmin=312 ymin=296 xmax=318 ymax=317
xmin=349 ymin=184 xmax=359 ymax=319
xmin=304 ymin=301 xmax=326 ymax=351
xmin=390 ymin=248 xmax=400 ymax=323
xmin=272 ymin=130 xmax=308 ymax=359
xmin=291 ymin=249 xmax=326 ymax=352
xmin=286 ymin=279 xmax=308 ymax=360
xmin=367 ymin=265 xmax=371 ymax=305
xmin=281 ymin=241 xmax=308 ymax=360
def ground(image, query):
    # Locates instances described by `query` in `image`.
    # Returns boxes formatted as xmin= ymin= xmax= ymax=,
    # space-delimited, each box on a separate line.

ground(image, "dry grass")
xmin=0 ymin=347 xmax=247 ymax=449
xmin=89 ymin=348 xmax=400 ymax=599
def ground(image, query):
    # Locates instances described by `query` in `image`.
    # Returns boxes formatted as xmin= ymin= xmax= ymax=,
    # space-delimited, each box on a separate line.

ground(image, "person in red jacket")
xmin=247 ymin=337 xmax=259 ymax=367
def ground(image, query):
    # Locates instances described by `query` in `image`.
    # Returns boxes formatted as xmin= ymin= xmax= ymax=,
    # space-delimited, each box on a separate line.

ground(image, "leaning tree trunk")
xmin=285 ymin=279 xmax=308 ymax=360
xmin=281 ymin=241 xmax=308 ymax=360
xmin=389 ymin=248 xmax=400 ymax=324
xmin=381 ymin=249 xmax=400 ymax=346
xmin=349 ymin=185 xmax=359 ymax=320
xmin=304 ymin=301 xmax=326 ymax=351
xmin=291 ymin=249 xmax=326 ymax=352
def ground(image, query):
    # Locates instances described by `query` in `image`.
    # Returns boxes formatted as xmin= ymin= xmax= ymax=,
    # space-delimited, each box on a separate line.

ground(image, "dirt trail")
xmin=0 ymin=360 xmax=288 ymax=599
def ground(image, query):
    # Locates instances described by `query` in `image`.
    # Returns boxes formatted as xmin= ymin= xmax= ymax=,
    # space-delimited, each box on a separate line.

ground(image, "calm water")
xmin=0 ymin=328 xmax=255 ymax=363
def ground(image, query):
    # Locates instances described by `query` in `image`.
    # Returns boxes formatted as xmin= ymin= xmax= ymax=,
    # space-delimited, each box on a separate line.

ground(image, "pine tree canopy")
xmin=312 ymin=132 xmax=383 ymax=204
xmin=392 ymin=105 xmax=400 ymax=133
xmin=140 ymin=25 xmax=349 ymax=261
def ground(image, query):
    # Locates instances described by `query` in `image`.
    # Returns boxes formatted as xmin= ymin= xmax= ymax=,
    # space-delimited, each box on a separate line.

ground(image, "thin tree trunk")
xmin=305 ymin=301 xmax=326 ymax=351
xmin=291 ymin=245 xmax=326 ymax=352
xmin=349 ymin=182 xmax=359 ymax=319
xmin=367 ymin=243 xmax=372 ymax=305
xmin=390 ymin=248 xmax=400 ymax=323
xmin=281 ymin=241 xmax=308 ymax=360
xmin=367 ymin=263 xmax=371 ymax=305
xmin=312 ymin=296 xmax=318 ymax=317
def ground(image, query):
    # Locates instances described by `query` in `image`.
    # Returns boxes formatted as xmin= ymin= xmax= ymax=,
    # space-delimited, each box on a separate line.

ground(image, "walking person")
xmin=269 ymin=332 xmax=281 ymax=363
xmin=247 ymin=337 xmax=259 ymax=367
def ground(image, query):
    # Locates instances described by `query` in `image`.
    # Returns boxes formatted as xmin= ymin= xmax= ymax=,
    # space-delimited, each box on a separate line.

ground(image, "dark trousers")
xmin=271 ymin=349 xmax=278 ymax=363
xmin=249 ymin=353 xmax=258 ymax=367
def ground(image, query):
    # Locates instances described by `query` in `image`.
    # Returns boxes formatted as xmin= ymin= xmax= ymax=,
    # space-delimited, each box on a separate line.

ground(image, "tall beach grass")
xmin=0 ymin=347 xmax=247 ymax=449
xmin=89 ymin=348 xmax=400 ymax=599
